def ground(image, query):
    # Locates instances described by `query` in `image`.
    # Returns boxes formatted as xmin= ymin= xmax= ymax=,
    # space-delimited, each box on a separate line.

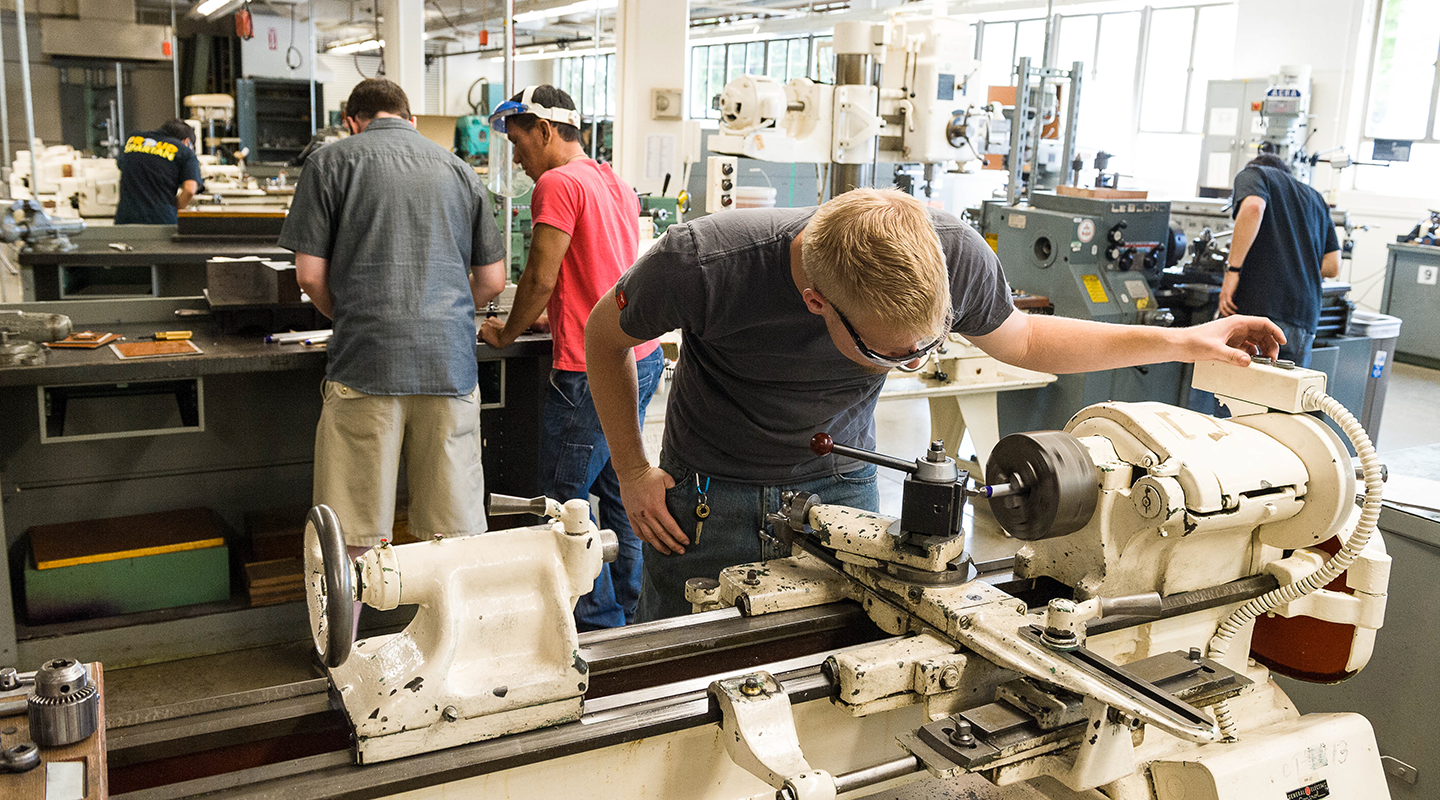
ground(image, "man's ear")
xmin=800 ymin=287 xmax=827 ymax=316
xmin=408 ymin=116 xmax=418 ymax=128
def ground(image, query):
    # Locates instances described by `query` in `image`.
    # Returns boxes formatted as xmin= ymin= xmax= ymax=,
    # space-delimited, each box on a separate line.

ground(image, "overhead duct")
xmin=41 ymin=0 xmax=173 ymax=61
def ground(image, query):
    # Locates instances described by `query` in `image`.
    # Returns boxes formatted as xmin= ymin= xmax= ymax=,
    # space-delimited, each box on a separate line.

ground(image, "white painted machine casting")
xmin=304 ymin=495 xmax=618 ymax=763
xmin=707 ymin=359 xmax=1392 ymax=798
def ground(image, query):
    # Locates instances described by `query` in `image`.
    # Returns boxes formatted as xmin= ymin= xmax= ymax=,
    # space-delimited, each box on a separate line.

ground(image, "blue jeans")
xmin=1273 ymin=320 xmax=1316 ymax=369
xmin=540 ymin=349 xmax=664 ymax=631
xmin=635 ymin=454 xmax=880 ymax=622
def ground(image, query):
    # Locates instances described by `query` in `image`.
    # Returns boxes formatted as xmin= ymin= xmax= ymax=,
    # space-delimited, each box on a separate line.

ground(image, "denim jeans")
xmin=1273 ymin=320 xmax=1317 ymax=369
xmin=634 ymin=454 xmax=880 ymax=622
xmin=540 ymin=348 xmax=665 ymax=631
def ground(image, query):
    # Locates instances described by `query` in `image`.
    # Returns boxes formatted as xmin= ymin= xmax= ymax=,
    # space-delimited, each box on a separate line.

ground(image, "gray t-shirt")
xmin=279 ymin=117 xmax=507 ymax=397
xmin=616 ymin=206 xmax=1012 ymax=484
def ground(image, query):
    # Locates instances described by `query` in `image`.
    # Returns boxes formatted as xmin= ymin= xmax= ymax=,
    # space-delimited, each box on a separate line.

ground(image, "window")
xmin=1084 ymin=12 xmax=1141 ymax=148
xmin=969 ymin=4 xmax=1230 ymax=142
xmin=1364 ymin=0 xmax=1440 ymax=141
xmin=556 ymin=53 xmax=616 ymax=120
xmin=1139 ymin=8 xmax=1196 ymax=133
xmin=688 ymin=35 xmax=834 ymax=119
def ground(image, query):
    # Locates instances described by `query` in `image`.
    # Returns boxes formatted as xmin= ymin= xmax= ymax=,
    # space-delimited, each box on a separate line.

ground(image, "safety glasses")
xmin=831 ymin=303 xmax=945 ymax=372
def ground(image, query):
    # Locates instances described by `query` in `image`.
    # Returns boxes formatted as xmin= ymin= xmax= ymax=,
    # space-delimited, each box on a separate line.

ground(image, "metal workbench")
xmin=0 ymin=297 xmax=551 ymax=671
xmin=15 ymin=225 xmax=292 ymax=301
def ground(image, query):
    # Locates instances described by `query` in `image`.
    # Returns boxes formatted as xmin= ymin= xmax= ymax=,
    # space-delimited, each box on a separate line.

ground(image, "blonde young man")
xmin=586 ymin=189 xmax=1285 ymax=621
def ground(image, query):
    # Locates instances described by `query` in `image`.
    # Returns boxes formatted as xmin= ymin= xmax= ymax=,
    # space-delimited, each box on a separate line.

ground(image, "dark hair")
xmin=1247 ymin=153 xmax=1289 ymax=171
xmin=345 ymin=79 xmax=411 ymax=122
xmin=159 ymin=119 xmax=193 ymax=143
xmin=505 ymin=85 xmax=581 ymax=143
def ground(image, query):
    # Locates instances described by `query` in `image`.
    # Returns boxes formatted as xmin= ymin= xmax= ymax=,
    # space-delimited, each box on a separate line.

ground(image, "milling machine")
xmin=120 ymin=357 xmax=1392 ymax=799
xmin=706 ymin=15 xmax=986 ymax=204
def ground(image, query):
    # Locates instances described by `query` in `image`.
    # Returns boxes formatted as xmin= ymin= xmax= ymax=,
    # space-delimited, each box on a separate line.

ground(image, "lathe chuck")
xmin=27 ymin=658 xmax=99 ymax=746
xmin=985 ymin=431 xmax=1098 ymax=540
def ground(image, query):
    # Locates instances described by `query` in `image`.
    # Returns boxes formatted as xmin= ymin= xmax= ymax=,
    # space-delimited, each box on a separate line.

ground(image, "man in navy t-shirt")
xmin=114 ymin=118 xmax=203 ymax=225
xmin=1219 ymin=153 xmax=1340 ymax=367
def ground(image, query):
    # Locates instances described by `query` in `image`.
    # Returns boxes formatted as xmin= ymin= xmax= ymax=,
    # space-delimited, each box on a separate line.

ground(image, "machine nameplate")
xmin=1082 ymin=275 xmax=1108 ymax=304
xmin=1008 ymin=213 xmax=1027 ymax=229
xmin=1285 ymin=779 xmax=1329 ymax=799
xmin=1077 ymin=219 xmax=1095 ymax=243
xmin=1108 ymin=202 xmax=1168 ymax=214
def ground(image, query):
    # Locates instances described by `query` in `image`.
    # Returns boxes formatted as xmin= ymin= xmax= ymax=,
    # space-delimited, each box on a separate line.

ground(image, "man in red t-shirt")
xmin=481 ymin=85 xmax=663 ymax=630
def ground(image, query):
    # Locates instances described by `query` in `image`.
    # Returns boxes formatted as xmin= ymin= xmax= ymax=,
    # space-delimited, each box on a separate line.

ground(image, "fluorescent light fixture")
xmin=329 ymin=38 xmax=384 ymax=54
xmin=193 ymin=0 xmax=241 ymax=17
xmin=514 ymin=0 xmax=616 ymax=24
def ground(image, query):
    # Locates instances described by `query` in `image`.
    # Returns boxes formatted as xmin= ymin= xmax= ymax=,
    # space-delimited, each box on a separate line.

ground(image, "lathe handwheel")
xmin=304 ymin=504 xmax=356 ymax=669
xmin=985 ymin=431 xmax=1098 ymax=540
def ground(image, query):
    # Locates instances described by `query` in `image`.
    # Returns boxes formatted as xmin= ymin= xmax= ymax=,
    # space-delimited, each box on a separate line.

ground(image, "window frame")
xmin=686 ymin=33 xmax=834 ymax=119
xmin=1360 ymin=0 xmax=1440 ymax=144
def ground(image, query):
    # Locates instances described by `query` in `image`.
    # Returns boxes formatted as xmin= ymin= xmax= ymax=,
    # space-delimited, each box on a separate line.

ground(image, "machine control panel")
xmin=705 ymin=156 xmax=738 ymax=214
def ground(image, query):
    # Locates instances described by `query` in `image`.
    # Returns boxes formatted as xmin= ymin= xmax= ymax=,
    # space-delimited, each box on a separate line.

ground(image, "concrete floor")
xmin=99 ymin=360 xmax=1440 ymax=795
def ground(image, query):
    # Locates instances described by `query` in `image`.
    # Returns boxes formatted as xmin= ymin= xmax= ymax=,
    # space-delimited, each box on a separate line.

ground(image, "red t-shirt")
xmin=531 ymin=158 xmax=658 ymax=371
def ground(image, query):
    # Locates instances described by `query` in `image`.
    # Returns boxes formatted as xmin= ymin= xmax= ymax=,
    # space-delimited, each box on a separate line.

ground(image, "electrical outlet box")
xmin=1192 ymin=358 xmax=1326 ymax=415
xmin=706 ymin=156 xmax=737 ymax=214
xmin=651 ymin=88 xmax=683 ymax=121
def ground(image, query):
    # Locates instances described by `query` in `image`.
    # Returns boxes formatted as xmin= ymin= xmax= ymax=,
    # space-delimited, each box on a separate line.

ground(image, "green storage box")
xmin=25 ymin=546 xmax=231 ymax=624
xmin=23 ymin=507 xmax=232 ymax=625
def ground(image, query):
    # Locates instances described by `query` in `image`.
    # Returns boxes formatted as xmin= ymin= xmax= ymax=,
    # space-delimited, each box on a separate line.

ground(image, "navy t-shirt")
xmin=114 ymin=131 xmax=202 ymax=225
xmin=1230 ymin=165 xmax=1339 ymax=331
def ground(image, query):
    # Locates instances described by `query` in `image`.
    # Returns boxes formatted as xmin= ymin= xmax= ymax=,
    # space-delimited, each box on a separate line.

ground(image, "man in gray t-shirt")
xmin=281 ymin=79 xmax=507 ymax=548
xmin=586 ymin=189 xmax=1286 ymax=621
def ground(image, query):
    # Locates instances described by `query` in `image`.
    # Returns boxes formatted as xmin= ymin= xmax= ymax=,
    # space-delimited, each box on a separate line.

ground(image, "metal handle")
xmin=1098 ymin=592 xmax=1164 ymax=621
xmin=810 ymin=432 xmax=917 ymax=475
xmin=488 ymin=494 xmax=555 ymax=516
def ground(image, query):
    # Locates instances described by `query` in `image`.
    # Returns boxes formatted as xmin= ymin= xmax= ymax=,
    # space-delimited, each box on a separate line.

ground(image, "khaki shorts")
xmin=313 ymin=380 xmax=486 ymax=547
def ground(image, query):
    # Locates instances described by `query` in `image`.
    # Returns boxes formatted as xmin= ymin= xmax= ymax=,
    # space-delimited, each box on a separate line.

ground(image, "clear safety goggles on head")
xmin=488 ymin=85 xmax=582 ymax=133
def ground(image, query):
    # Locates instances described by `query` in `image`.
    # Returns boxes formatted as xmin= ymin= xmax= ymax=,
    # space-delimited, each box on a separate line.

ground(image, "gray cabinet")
xmin=1381 ymin=243 xmax=1440 ymax=369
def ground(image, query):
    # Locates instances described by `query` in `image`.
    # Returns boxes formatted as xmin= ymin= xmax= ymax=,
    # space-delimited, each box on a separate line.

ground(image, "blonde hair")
xmin=801 ymin=188 xmax=950 ymax=340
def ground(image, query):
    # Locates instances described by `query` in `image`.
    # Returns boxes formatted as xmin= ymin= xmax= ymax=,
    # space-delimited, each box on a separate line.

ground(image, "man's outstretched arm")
xmin=968 ymin=308 xmax=1285 ymax=374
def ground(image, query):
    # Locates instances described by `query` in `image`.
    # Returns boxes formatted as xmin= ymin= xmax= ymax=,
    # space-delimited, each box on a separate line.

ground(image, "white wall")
xmin=614 ymin=0 xmax=688 ymax=195
xmin=240 ymin=12 xmax=314 ymax=81
xmin=442 ymin=52 xmax=503 ymax=117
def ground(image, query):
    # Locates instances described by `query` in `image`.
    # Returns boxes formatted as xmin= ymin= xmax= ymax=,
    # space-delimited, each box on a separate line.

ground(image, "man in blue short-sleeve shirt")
xmin=279 ymin=78 xmax=507 ymax=548
xmin=114 ymin=118 xmax=202 ymax=225
xmin=1220 ymin=153 xmax=1341 ymax=367
xmin=584 ymin=188 xmax=1292 ymax=621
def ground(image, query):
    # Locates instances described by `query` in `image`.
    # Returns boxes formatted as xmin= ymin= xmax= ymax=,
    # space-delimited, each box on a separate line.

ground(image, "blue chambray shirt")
xmin=279 ymin=117 xmax=506 ymax=396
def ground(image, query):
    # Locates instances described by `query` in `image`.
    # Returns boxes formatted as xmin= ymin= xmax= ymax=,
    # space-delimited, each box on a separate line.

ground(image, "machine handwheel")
xmin=985 ymin=431 xmax=1098 ymax=540
xmin=304 ymin=504 xmax=356 ymax=668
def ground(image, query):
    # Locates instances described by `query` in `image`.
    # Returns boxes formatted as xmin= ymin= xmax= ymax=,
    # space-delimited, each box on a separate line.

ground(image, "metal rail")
xmin=107 ymin=573 xmax=1281 ymax=798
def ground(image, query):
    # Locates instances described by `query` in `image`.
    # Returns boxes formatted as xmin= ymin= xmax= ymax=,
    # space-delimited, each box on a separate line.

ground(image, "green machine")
xmin=981 ymin=193 xmax=1190 ymax=434
xmin=639 ymin=196 xmax=681 ymax=236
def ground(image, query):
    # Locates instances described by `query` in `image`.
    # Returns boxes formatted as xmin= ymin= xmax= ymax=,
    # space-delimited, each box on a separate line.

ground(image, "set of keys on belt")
xmin=694 ymin=474 xmax=710 ymax=544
